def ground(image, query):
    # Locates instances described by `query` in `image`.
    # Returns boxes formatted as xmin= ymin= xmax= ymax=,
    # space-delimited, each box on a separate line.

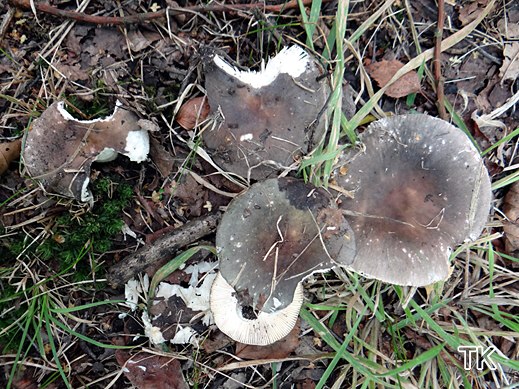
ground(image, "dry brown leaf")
xmin=149 ymin=136 xmax=176 ymax=177
xmin=115 ymin=351 xmax=188 ymax=389
xmin=502 ymin=181 xmax=519 ymax=254
xmin=235 ymin=320 xmax=300 ymax=359
xmin=176 ymin=96 xmax=210 ymax=130
xmin=0 ymin=138 xmax=22 ymax=175
xmin=497 ymin=16 xmax=519 ymax=39
xmin=499 ymin=42 xmax=519 ymax=85
xmin=367 ymin=60 xmax=421 ymax=98
xmin=458 ymin=0 xmax=489 ymax=26
xmin=127 ymin=29 xmax=162 ymax=52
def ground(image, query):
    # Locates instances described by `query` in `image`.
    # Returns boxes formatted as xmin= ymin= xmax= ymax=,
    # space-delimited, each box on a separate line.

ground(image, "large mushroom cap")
xmin=334 ymin=114 xmax=492 ymax=286
xmin=23 ymin=101 xmax=151 ymax=202
xmin=203 ymin=46 xmax=329 ymax=181
xmin=210 ymin=177 xmax=356 ymax=345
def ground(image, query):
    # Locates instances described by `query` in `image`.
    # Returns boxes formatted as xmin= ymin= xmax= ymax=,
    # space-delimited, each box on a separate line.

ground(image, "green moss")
xmin=34 ymin=176 xmax=133 ymax=279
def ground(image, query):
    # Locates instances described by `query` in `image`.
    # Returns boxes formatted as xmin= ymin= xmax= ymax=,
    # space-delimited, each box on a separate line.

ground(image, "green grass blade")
xmin=315 ymin=304 xmax=367 ymax=389
xmin=492 ymin=170 xmax=519 ymax=190
xmin=50 ymin=316 xmax=133 ymax=350
xmin=300 ymin=306 xmax=391 ymax=386
xmin=482 ymin=127 xmax=519 ymax=156
xmin=377 ymin=344 xmax=443 ymax=377
xmin=43 ymin=296 xmax=72 ymax=389
xmin=6 ymin=295 xmax=37 ymax=389
xmin=298 ymin=0 xmax=322 ymax=50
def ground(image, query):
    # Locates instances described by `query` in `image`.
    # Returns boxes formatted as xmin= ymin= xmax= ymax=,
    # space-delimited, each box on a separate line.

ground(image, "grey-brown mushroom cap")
xmin=216 ymin=177 xmax=356 ymax=315
xmin=203 ymin=46 xmax=330 ymax=180
xmin=23 ymin=101 xmax=150 ymax=202
xmin=334 ymin=114 xmax=492 ymax=286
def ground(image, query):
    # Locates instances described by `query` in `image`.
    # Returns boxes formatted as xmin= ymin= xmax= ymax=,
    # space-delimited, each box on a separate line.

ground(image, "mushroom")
xmin=23 ymin=101 xmax=153 ymax=203
xmin=210 ymin=177 xmax=356 ymax=345
xmin=203 ymin=46 xmax=329 ymax=181
xmin=333 ymin=114 xmax=492 ymax=286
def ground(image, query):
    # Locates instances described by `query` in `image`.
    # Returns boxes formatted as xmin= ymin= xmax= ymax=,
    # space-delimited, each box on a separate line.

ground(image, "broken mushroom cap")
xmin=203 ymin=46 xmax=330 ymax=181
xmin=333 ymin=114 xmax=492 ymax=286
xmin=23 ymin=101 xmax=152 ymax=203
xmin=210 ymin=177 xmax=356 ymax=345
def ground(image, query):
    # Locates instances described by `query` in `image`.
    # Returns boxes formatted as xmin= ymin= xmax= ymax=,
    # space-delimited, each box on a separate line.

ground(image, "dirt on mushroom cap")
xmin=334 ymin=114 xmax=492 ymax=286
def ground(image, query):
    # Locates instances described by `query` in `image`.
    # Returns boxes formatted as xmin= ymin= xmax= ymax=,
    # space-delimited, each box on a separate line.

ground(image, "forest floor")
xmin=1 ymin=0 xmax=518 ymax=388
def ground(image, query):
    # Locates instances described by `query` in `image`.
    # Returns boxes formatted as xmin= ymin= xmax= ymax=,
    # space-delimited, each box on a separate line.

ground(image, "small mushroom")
xmin=23 ymin=101 xmax=152 ymax=203
xmin=333 ymin=114 xmax=492 ymax=286
xmin=210 ymin=177 xmax=356 ymax=345
xmin=203 ymin=46 xmax=329 ymax=180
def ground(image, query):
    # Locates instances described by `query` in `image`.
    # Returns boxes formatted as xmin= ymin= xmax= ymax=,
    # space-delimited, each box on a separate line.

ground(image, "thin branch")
xmin=9 ymin=0 xmax=328 ymax=25
xmin=107 ymin=212 xmax=221 ymax=288
xmin=434 ymin=0 xmax=447 ymax=120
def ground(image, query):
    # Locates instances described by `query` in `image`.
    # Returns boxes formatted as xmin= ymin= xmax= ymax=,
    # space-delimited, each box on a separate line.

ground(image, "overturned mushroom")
xmin=333 ymin=114 xmax=492 ymax=286
xmin=23 ymin=101 xmax=153 ymax=203
xmin=210 ymin=177 xmax=356 ymax=345
xmin=203 ymin=46 xmax=329 ymax=181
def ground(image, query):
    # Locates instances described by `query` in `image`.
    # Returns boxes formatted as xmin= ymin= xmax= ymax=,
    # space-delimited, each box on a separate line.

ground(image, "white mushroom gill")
xmin=210 ymin=272 xmax=303 ymax=346
xmin=213 ymin=46 xmax=309 ymax=89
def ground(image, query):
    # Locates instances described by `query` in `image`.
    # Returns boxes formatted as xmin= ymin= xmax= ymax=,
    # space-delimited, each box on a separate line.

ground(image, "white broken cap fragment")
xmin=212 ymin=45 xmax=310 ymax=88
xmin=156 ymin=265 xmax=217 ymax=326
xmin=122 ymin=262 xmax=217 ymax=346
xmin=122 ymin=274 xmax=150 ymax=314
xmin=142 ymin=311 xmax=166 ymax=345
xmin=22 ymin=101 xmax=156 ymax=203
xmin=170 ymin=325 xmax=198 ymax=347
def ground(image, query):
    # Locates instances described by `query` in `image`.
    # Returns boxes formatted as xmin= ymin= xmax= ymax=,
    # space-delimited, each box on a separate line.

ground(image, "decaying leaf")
xmin=458 ymin=0 xmax=489 ymax=26
xmin=115 ymin=351 xmax=188 ymax=389
xmin=497 ymin=15 xmax=519 ymax=39
xmin=502 ymin=181 xmax=519 ymax=254
xmin=176 ymin=96 xmax=210 ymax=130
xmin=22 ymin=101 xmax=153 ymax=202
xmin=0 ymin=138 xmax=22 ymax=175
xmin=149 ymin=136 xmax=176 ymax=177
xmin=235 ymin=320 xmax=301 ymax=359
xmin=499 ymin=42 xmax=519 ymax=85
xmin=127 ymin=29 xmax=162 ymax=52
xmin=367 ymin=60 xmax=421 ymax=98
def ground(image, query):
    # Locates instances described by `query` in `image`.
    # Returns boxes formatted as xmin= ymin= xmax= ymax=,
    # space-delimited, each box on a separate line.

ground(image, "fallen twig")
xmin=9 ymin=0 xmax=327 ymax=25
xmin=434 ymin=0 xmax=447 ymax=120
xmin=107 ymin=212 xmax=221 ymax=288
